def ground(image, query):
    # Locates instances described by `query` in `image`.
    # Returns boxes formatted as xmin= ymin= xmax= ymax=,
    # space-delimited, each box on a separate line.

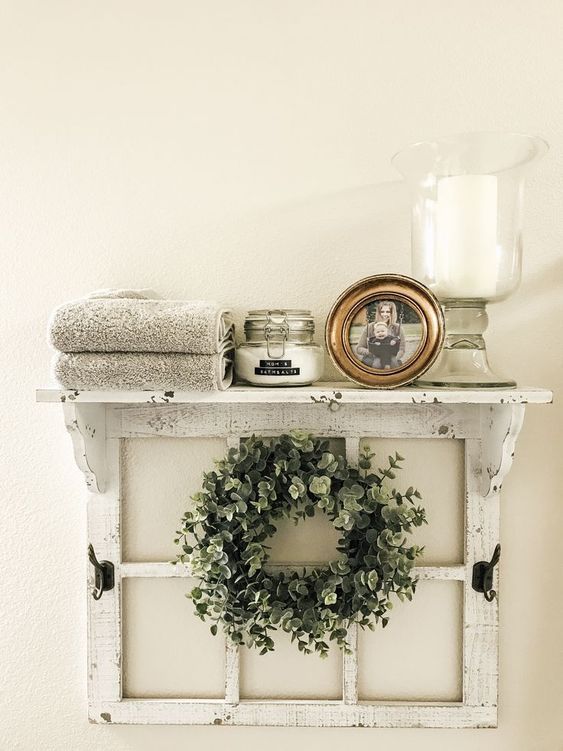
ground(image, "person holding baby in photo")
xmin=355 ymin=301 xmax=406 ymax=369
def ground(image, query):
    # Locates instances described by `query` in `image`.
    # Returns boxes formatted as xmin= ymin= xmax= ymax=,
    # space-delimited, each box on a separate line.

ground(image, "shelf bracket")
xmin=63 ymin=402 xmax=106 ymax=493
xmin=481 ymin=403 xmax=525 ymax=498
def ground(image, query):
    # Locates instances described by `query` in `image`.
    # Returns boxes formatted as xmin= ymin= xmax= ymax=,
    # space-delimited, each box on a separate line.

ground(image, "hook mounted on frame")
xmin=472 ymin=543 xmax=501 ymax=602
xmin=88 ymin=544 xmax=114 ymax=600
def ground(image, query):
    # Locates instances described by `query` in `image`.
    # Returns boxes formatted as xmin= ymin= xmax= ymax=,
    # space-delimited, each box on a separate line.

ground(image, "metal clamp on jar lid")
xmin=244 ymin=310 xmax=316 ymax=359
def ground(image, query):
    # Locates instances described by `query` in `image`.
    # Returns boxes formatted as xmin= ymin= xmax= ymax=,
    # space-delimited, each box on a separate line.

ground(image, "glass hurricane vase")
xmin=393 ymin=132 xmax=548 ymax=387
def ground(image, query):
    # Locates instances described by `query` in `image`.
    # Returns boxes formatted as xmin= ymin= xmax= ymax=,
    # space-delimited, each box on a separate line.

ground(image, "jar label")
xmin=260 ymin=360 xmax=292 ymax=367
xmin=255 ymin=360 xmax=300 ymax=376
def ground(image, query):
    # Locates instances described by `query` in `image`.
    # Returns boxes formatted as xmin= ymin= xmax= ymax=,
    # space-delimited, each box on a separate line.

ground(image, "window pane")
xmin=360 ymin=437 xmax=464 ymax=565
xmin=121 ymin=437 xmax=227 ymax=562
xmin=240 ymin=630 xmax=342 ymax=700
xmin=358 ymin=580 xmax=463 ymax=702
xmin=123 ymin=578 xmax=225 ymax=698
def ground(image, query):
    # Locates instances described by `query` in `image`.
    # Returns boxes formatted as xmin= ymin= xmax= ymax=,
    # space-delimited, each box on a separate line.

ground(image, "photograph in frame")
xmin=325 ymin=274 xmax=445 ymax=389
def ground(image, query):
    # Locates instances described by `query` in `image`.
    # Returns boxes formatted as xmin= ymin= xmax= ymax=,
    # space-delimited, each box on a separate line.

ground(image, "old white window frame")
xmin=37 ymin=384 xmax=551 ymax=728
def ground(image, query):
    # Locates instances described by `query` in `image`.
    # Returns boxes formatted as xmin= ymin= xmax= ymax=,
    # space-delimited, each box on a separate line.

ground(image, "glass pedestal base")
xmin=416 ymin=302 xmax=515 ymax=389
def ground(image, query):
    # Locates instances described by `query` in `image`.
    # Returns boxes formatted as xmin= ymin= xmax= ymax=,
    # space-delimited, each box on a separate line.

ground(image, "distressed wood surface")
xmin=481 ymin=404 xmax=526 ymax=498
xmin=342 ymin=623 xmax=358 ymax=705
xmin=63 ymin=403 xmax=106 ymax=492
xmin=38 ymin=382 xmax=552 ymax=405
xmin=88 ymin=699 xmax=496 ymax=727
xmin=107 ymin=402 xmax=479 ymax=442
xmin=224 ymin=643 xmax=240 ymax=705
xmin=87 ymin=432 xmax=122 ymax=704
xmin=224 ymin=435 xmax=241 ymax=705
xmin=463 ymin=439 xmax=499 ymax=719
xmin=40 ymin=387 xmax=547 ymax=726
xmin=120 ymin=562 xmax=466 ymax=580
xmin=342 ymin=437 xmax=360 ymax=705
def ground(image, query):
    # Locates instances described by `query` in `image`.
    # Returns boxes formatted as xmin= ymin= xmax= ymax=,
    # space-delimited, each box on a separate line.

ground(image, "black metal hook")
xmin=472 ymin=543 xmax=501 ymax=602
xmin=88 ymin=544 xmax=114 ymax=600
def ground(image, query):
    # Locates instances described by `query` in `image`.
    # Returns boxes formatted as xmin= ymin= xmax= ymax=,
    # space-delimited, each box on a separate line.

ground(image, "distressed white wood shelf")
xmin=37 ymin=382 xmax=552 ymax=728
xmin=37 ymin=382 xmax=550 ymax=404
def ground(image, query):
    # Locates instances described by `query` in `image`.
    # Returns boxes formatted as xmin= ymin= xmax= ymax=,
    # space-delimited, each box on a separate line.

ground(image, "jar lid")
xmin=244 ymin=309 xmax=315 ymax=334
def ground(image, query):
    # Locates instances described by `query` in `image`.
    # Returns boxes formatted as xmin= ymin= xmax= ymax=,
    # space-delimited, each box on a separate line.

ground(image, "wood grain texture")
xmin=481 ymin=403 xmax=526 ymax=498
xmin=51 ymin=392 xmax=541 ymax=726
xmin=107 ymin=402 xmax=479 ymax=441
xmin=38 ymin=383 xmax=552 ymax=405
xmin=224 ymin=435 xmax=241 ymax=705
xmin=63 ymin=402 xmax=106 ymax=492
xmin=342 ymin=437 xmax=360 ymax=705
xmin=87 ymin=433 xmax=122 ymax=704
xmin=88 ymin=699 xmax=496 ymax=727
xmin=121 ymin=563 xmax=466 ymax=580
xmin=463 ymin=438 xmax=499 ymax=719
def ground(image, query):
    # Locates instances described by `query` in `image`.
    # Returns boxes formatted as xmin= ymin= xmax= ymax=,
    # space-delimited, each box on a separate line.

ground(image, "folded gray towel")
xmin=49 ymin=292 xmax=234 ymax=355
xmin=53 ymin=350 xmax=234 ymax=391
xmin=87 ymin=288 xmax=161 ymax=300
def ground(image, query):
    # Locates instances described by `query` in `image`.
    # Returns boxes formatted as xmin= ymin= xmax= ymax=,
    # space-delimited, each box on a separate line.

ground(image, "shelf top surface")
xmin=36 ymin=382 xmax=553 ymax=405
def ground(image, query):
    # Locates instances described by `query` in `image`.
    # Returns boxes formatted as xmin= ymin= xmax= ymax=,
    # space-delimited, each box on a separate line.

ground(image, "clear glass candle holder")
xmin=393 ymin=132 xmax=548 ymax=387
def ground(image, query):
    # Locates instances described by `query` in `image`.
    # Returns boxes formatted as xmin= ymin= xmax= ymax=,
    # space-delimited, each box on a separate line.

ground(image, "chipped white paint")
xmin=62 ymin=403 xmax=106 ymax=493
xmin=480 ymin=404 xmax=526 ymax=498
xmin=342 ymin=437 xmax=359 ymax=705
xmin=38 ymin=384 xmax=551 ymax=727
xmin=88 ymin=699 xmax=496 ymax=728
xmin=37 ymin=383 xmax=552 ymax=405
xmin=87 ymin=434 xmax=122 ymax=707
xmin=107 ymin=402 xmax=481 ymax=445
xmin=463 ymin=439 xmax=500 ymax=711
xmin=120 ymin=562 xmax=466 ymax=580
xmin=342 ymin=623 xmax=358 ymax=705
xmin=224 ymin=434 xmax=241 ymax=706
xmin=43 ymin=386 xmax=550 ymax=495
xmin=225 ymin=643 xmax=240 ymax=706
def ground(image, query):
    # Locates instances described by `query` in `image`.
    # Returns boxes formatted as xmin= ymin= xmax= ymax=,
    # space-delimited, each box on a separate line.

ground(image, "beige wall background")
xmin=1 ymin=1 xmax=562 ymax=749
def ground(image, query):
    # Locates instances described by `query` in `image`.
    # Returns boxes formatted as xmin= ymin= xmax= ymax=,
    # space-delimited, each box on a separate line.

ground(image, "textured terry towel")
xmin=49 ymin=292 xmax=234 ymax=354
xmin=87 ymin=288 xmax=161 ymax=300
xmin=53 ymin=350 xmax=234 ymax=391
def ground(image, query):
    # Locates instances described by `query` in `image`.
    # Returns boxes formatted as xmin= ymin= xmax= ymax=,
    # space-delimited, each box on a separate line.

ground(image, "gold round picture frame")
xmin=325 ymin=274 xmax=445 ymax=388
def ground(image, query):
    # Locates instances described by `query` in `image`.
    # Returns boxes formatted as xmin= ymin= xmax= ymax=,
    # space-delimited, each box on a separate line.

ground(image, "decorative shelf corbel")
xmin=481 ymin=402 xmax=526 ymax=498
xmin=41 ymin=383 xmax=551 ymax=501
xmin=63 ymin=402 xmax=106 ymax=493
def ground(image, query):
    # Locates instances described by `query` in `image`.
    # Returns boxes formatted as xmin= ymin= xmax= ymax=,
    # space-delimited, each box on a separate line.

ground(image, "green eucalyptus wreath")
xmin=175 ymin=431 xmax=426 ymax=658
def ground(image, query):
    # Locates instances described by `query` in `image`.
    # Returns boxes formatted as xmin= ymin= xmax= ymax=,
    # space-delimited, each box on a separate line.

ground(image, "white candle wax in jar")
xmin=435 ymin=174 xmax=499 ymax=299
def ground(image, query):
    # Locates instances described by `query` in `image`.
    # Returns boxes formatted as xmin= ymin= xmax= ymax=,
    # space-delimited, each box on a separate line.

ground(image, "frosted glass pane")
xmin=358 ymin=581 xmax=463 ymax=701
xmin=123 ymin=578 xmax=225 ymax=698
xmin=121 ymin=437 xmax=227 ymax=562
xmin=360 ymin=437 xmax=464 ymax=564
xmin=240 ymin=630 xmax=341 ymax=699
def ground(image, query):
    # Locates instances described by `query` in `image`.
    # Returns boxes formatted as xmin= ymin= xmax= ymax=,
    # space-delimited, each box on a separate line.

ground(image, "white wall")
xmin=1 ymin=1 xmax=562 ymax=749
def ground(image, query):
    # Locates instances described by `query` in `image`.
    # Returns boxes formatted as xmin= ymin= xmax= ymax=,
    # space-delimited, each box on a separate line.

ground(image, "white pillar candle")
xmin=435 ymin=174 xmax=499 ymax=299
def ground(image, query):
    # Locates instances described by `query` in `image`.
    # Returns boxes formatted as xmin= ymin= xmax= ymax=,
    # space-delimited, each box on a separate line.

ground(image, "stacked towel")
xmin=49 ymin=290 xmax=234 ymax=391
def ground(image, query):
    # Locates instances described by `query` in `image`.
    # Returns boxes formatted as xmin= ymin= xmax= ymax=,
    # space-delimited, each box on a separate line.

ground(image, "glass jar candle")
xmin=236 ymin=310 xmax=323 ymax=386
xmin=392 ymin=131 xmax=548 ymax=387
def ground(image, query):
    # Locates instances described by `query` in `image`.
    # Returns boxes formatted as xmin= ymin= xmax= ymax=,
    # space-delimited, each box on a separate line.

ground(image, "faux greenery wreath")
xmin=175 ymin=431 xmax=426 ymax=658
